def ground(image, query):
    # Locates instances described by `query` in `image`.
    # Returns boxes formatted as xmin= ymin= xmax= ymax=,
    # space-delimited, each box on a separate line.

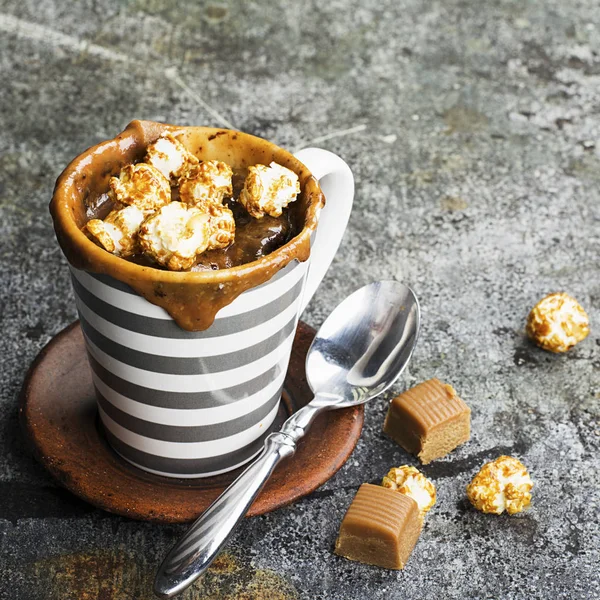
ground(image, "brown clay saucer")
xmin=19 ymin=321 xmax=364 ymax=523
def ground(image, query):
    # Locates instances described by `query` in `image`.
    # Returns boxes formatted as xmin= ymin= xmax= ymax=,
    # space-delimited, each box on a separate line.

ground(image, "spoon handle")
xmin=154 ymin=402 xmax=323 ymax=598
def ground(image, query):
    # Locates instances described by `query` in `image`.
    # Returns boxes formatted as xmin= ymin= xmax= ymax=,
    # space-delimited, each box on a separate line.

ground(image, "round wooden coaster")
xmin=19 ymin=321 xmax=364 ymax=523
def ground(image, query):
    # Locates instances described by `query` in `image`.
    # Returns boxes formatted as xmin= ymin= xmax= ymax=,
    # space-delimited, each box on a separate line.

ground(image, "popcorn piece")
xmin=138 ymin=202 xmax=211 ymax=271
xmin=239 ymin=162 xmax=300 ymax=218
xmin=466 ymin=456 xmax=533 ymax=515
xmin=86 ymin=205 xmax=146 ymax=257
xmin=179 ymin=161 xmax=233 ymax=208
xmin=145 ymin=133 xmax=199 ymax=181
xmin=108 ymin=163 xmax=171 ymax=211
xmin=382 ymin=466 xmax=436 ymax=516
xmin=526 ymin=292 xmax=590 ymax=353
xmin=205 ymin=203 xmax=236 ymax=250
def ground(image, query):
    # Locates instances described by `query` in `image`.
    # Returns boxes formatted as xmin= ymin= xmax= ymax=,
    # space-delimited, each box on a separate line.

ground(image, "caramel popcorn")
xmin=205 ymin=203 xmax=235 ymax=250
xmin=84 ymin=136 xmax=304 ymax=269
xmin=86 ymin=205 xmax=146 ymax=257
xmin=179 ymin=160 xmax=233 ymax=208
xmin=108 ymin=163 xmax=171 ymax=211
xmin=138 ymin=202 xmax=211 ymax=271
xmin=526 ymin=292 xmax=590 ymax=353
xmin=466 ymin=456 xmax=532 ymax=515
xmin=239 ymin=162 xmax=300 ymax=218
xmin=382 ymin=466 xmax=436 ymax=516
xmin=145 ymin=133 xmax=199 ymax=181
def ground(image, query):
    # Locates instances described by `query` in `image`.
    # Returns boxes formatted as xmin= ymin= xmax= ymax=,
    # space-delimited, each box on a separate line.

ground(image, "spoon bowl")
xmin=155 ymin=280 xmax=420 ymax=598
xmin=306 ymin=281 xmax=420 ymax=407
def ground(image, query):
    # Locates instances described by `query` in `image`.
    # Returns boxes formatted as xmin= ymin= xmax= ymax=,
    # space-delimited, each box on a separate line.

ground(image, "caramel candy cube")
xmin=383 ymin=379 xmax=470 ymax=464
xmin=335 ymin=483 xmax=422 ymax=570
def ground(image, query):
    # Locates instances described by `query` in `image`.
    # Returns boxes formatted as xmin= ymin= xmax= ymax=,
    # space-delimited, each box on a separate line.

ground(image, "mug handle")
xmin=293 ymin=148 xmax=354 ymax=314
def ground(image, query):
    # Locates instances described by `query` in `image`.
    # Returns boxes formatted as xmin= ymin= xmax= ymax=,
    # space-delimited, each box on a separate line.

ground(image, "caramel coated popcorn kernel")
xmin=466 ymin=456 xmax=533 ymax=515
xmin=205 ymin=203 xmax=236 ymax=250
xmin=145 ymin=133 xmax=199 ymax=181
xmin=239 ymin=162 xmax=300 ymax=218
xmin=86 ymin=205 xmax=146 ymax=257
xmin=179 ymin=160 xmax=233 ymax=208
xmin=138 ymin=202 xmax=211 ymax=271
xmin=109 ymin=163 xmax=171 ymax=211
xmin=382 ymin=466 xmax=436 ymax=516
xmin=526 ymin=292 xmax=590 ymax=353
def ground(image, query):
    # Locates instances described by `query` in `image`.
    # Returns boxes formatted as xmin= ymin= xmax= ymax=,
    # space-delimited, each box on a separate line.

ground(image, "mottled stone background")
xmin=1 ymin=0 xmax=599 ymax=598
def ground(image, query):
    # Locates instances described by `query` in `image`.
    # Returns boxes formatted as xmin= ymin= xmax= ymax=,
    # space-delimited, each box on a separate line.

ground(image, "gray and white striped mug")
xmin=52 ymin=125 xmax=353 ymax=478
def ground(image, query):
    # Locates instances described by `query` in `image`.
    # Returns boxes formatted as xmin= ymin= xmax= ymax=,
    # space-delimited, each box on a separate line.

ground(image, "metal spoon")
xmin=154 ymin=280 xmax=420 ymax=598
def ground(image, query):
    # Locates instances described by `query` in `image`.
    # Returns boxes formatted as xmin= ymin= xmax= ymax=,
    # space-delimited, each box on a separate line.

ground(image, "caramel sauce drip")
xmin=50 ymin=121 xmax=325 ymax=331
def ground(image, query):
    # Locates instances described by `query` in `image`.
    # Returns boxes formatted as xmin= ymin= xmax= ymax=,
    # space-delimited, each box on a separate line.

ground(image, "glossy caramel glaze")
xmin=50 ymin=120 xmax=325 ymax=331
xmin=192 ymin=196 xmax=294 ymax=271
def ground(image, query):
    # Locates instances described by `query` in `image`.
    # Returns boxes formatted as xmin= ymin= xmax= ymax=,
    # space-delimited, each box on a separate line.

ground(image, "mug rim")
xmin=50 ymin=120 xmax=324 ymax=285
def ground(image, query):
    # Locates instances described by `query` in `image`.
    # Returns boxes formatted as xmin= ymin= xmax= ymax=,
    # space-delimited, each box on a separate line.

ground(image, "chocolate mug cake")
xmin=51 ymin=120 xmax=326 ymax=332
xmin=50 ymin=120 xmax=354 ymax=478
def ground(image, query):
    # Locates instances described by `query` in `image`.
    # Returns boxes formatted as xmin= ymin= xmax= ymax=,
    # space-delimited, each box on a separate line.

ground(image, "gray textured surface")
xmin=1 ymin=0 xmax=599 ymax=598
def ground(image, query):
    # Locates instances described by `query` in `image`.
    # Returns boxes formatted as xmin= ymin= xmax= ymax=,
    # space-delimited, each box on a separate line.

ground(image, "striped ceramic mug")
xmin=61 ymin=142 xmax=353 ymax=478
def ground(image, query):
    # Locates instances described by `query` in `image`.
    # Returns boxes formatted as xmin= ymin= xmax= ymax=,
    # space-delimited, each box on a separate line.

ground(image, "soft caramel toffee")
xmin=383 ymin=378 xmax=471 ymax=464
xmin=335 ymin=484 xmax=422 ymax=570
xmin=50 ymin=120 xmax=325 ymax=331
